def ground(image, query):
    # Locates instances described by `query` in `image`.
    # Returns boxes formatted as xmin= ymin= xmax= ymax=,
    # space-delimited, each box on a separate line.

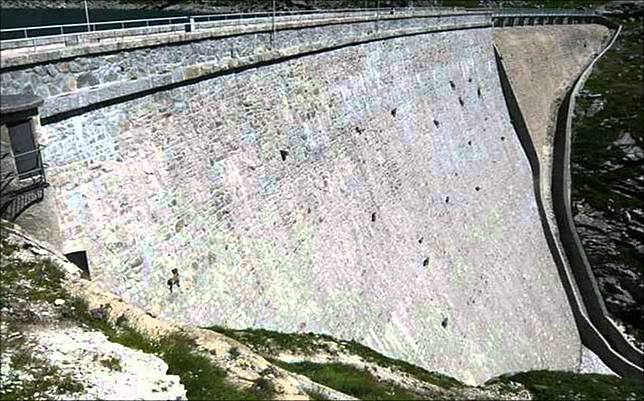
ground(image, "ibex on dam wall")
xmin=167 ymin=268 xmax=181 ymax=293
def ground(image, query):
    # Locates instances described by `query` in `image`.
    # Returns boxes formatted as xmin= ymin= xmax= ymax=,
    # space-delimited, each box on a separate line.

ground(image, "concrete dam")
xmin=1 ymin=9 xmax=640 ymax=385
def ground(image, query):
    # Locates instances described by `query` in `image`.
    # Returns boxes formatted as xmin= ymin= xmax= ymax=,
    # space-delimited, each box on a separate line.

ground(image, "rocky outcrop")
xmin=29 ymin=326 xmax=186 ymax=400
xmin=0 ymin=224 xmax=187 ymax=400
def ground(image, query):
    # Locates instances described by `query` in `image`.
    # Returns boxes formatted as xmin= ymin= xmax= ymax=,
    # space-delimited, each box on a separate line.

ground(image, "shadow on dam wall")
xmin=495 ymin=39 xmax=644 ymax=381
xmin=5 ymin=16 xmax=597 ymax=384
xmin=548 ymin=26 xmax=644 ymax=378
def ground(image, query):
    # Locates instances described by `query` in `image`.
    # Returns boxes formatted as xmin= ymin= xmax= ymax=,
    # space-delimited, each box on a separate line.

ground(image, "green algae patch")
xmin=492 ymin=371 xmax=643 ymax=401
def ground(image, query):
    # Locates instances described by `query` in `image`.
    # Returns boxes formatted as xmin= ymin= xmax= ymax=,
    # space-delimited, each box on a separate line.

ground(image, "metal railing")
xmin=490 ymin=8 xmax=599 ymax=16
xmin=0 ymin=7 xmax=601 ymax=45
xmin=0 ymin=6 xmax=468 ymax=42
xmin=0 ymin=145 xmax=48 ymax=222
xmin=0 ymin=15 xmax=191 ymax=41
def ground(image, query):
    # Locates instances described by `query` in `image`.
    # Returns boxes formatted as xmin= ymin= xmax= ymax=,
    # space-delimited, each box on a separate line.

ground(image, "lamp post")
xmin=84 ymin=0 xmax=91 ymax=32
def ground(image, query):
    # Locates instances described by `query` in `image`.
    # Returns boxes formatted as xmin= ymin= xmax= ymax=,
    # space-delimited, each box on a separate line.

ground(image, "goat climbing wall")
xmin=42 ymin=26 xmax=579 ymax=384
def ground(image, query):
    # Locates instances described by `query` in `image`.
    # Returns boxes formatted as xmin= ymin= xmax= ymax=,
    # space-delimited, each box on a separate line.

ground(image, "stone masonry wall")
xmin=40 ymin=26 xmax=580 ymax=384
xmin=0 ymin=13 xmax=488 ymax=117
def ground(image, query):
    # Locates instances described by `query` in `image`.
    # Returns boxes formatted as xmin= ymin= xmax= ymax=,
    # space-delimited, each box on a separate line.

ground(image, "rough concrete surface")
xmin=494 ymin=25 xmax=611 ymax=197
xmin=39 ymin=24 xmax=581 ymax=384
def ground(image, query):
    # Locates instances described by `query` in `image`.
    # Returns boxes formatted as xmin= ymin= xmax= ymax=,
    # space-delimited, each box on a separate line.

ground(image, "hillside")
xmin=1 ymin=221 xmax=642 ymax=400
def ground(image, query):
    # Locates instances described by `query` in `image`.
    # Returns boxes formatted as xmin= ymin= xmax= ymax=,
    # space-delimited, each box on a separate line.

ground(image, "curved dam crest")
xmin=36 ymin=25 xmax=580 ymax=384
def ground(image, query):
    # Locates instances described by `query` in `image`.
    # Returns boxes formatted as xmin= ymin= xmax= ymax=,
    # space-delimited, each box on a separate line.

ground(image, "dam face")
xmin=4 ymin=13 xmax=585 ymax=384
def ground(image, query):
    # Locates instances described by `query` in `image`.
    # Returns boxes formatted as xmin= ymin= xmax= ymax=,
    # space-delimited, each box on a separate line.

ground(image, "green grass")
xmin=99 ymin=356 xmax=122 ymax=372
xmin=1 ymin=345 xmax=84 ymax=400
xmin=0 ymin=232 xmax=274 ymax=400
xmin=207 ymin=325 xmax=464 ymax=390
xmin=0 ymin=243 xmax=67 ymax=309
xmin=64 ymin=298 xmax=274 ymax=400
xmin=305 ymin=388 xmax=329 ymax=400
xmin=273 ymin=361 xmax=423 ymax=400
xmin=342 ymin=340 xmax=463 ymax=389
xmin=208 ymin=325 xmax=338 ymax=355
xmin=492 ymin=371 xmax=644 ymax=401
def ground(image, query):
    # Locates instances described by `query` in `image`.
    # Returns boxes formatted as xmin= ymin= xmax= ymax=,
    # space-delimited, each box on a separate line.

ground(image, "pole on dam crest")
xmin=271 ymin=0 xmax=276 ymax=47
xmin=84 ymin=0 xmax=91 ymax=32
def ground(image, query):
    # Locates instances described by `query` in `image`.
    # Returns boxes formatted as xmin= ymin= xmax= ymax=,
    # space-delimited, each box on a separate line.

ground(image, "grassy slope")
xmin=0 ymin=241 xmax=85 ymax=399
xmin=0 ymin=232 xmax=274 ymax=400
xmin=272 ymin=361 xmax=423 ymax=400
xmin=208 ymin=325 xmax=463 ymax=389
xmin=63 ymin=298 xmax=276 ymax=400
xmin=493 ymin=370 xmax=643 ymax=401
xmin=208 ymin=326 xmax=644 ymax=401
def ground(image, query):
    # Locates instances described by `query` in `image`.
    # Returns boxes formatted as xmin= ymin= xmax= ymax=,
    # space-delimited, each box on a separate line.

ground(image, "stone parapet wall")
xmin=0 ymin=12 xmax=489 ymax=120
xmin=40 ymin=25 xmax=579 ymax=385
xmin=0 ymin=10 xmax=487 ymax=54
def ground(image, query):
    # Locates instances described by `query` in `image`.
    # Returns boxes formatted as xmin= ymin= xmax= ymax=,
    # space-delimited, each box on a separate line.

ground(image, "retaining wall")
xmin=495 ymin=24 xmax=644 ymax=380
xmin=493 ymin=24 xmax=611 ymax=314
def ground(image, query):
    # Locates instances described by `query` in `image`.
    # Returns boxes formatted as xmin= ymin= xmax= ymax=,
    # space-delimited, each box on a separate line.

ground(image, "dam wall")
xmin=1 ymin=13 xmax=590 ymax=384
xmin=494 ymin=25 xmax=610 ymax=209
xmin=0 ymin=10 xmax=489 ymax=120
xmin=493 ymin=24 xmax=611 ymax=324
